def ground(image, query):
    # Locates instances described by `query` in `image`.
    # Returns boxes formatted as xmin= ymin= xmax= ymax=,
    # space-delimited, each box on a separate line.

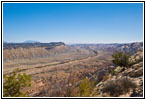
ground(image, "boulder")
xmin=114 ymin=66 xmax=124 ymax=73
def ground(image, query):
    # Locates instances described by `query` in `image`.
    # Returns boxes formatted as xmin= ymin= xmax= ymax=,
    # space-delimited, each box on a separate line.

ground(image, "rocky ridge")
xmin=92 ymin=49 xmax=143 ymax=97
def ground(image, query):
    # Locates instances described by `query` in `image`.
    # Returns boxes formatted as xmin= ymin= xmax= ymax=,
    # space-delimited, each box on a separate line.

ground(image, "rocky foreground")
xmin=92 ymin=49 xmax=143 ymax=97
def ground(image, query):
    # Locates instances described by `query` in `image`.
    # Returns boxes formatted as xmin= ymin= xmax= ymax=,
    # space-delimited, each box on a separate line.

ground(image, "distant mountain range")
xmin=3 ymin=42 xmax=65 ymax=50
xmin=23 ymin=40 xmax=40 ymax=43
xmin=3 ymin=40 xmax=40 ymax=43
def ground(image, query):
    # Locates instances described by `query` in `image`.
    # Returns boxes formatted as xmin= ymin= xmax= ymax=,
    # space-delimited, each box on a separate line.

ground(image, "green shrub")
xmin=78 ymin=77 xmax=95 ymax=97
xmin=112 ymin=51 xmax=131 ymax=67
xmin=3 ymin=68 xmax=31 ymax=97
xmin=102 ymin=77 xmax=137 ymax=96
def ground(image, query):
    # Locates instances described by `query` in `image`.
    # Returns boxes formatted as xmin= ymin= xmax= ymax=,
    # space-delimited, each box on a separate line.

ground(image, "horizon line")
xmin=3 ymin=41 xmax=143 ymax=44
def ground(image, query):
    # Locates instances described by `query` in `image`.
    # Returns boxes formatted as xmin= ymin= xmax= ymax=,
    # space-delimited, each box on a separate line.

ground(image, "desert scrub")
xmin=78 ymin=77 xmax=96 ymax=97
xmin=112 ymin=51 xmax=132 ymax=68
xmin=102 ymin=77 xmax=137 ymax=96
xmin=3 ymin=68 xmax=31 ymax=97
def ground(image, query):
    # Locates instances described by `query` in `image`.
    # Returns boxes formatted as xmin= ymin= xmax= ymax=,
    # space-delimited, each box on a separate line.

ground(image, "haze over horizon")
xmin=3 ymin=3 xmax=143 ymax=43
xmin=3 ymin=40 xmax=143 ymax=44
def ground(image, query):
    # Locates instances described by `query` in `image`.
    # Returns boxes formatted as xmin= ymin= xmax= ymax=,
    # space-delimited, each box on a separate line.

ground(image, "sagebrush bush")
xmin=102 ymin=77 xmax=137 ymax=96
xmin=3 ymin=68 xmax=31 ymax=97
xmin=112 ymin=51 xmax=132 ymax=68
xmin=78 ymin=77 xmax=95 ymax=97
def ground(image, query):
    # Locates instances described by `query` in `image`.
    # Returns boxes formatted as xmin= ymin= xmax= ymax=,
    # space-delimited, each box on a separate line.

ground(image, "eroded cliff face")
xmin=3 ymin=42 xmax=143 ymax=61
xmin=3 ymin=45 xmax=66 ymax=60
xmin=71 ymin=42 xmax=143 ymax=54
xmin=3 ymin=42 xmax=96 ymax=61
xmin=3 ymin=42 xmax=65 ymax=60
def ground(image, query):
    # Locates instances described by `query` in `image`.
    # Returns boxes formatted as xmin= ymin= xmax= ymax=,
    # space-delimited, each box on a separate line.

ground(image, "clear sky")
xmin=3 ymin=3 xmax=143 ymax=43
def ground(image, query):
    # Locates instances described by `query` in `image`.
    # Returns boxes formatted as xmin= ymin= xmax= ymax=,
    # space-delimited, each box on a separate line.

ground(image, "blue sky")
xmin=3 ymin=3 xmax=143 ymax=43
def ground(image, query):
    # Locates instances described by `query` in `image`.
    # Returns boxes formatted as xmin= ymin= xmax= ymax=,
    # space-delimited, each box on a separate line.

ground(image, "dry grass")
xmin=102 ymin=77 xmax=137 ymax=96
